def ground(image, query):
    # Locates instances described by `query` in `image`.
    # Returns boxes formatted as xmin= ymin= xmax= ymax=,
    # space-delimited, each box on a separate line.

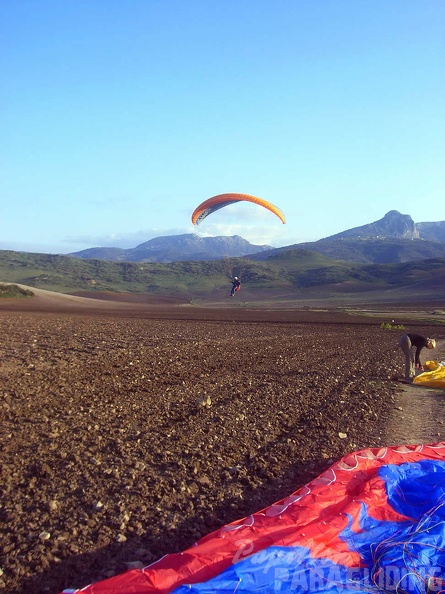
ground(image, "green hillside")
xmin=0 ymin=249 xmax=444 ymax=302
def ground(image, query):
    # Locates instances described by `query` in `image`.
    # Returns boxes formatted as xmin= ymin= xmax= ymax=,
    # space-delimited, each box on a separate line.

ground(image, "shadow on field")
xmin=12 ymin=456 xmax=329 ymax=594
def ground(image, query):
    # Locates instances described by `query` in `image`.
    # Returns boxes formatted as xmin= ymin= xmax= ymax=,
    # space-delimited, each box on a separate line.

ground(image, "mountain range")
xmin=70 ymin=234 xmax=271 ymax=263
xmin=69 ymin=211 xmax=445 ymax=265
xmin=1 ymin=209 xmax=445 ymax=305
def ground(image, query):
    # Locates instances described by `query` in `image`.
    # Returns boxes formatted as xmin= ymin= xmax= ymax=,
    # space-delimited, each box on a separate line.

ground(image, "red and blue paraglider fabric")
xmin=62 ymin=442 xmax=445 ymax=594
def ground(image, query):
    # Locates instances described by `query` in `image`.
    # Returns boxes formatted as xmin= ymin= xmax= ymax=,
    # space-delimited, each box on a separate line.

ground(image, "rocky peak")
xmin=380 ymin=211 xmax=419 ymax=239
xmin=329 ymin=210 xmax=420 ymax=240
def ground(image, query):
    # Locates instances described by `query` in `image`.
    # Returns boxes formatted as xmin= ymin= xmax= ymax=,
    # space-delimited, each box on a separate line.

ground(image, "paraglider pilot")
xmin=399 ymin=333 xmax=436 ymax=382
xmin=230 ymin=277 xmax=241 ymax=297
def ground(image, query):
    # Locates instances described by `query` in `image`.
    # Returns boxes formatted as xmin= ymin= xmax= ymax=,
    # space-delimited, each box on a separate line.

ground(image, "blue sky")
xmin=1 ymin=0 xmax=444 ymax=254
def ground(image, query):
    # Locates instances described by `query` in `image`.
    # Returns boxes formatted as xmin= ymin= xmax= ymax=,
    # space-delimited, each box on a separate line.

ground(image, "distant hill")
xmin=251 ymin=211 xmax=445 ymax=264
xmin=416 ymin=220 xmax=445 ymax=242
xmin=70 ymin=234 xmax=271 ymax=263
xmin=327 ymin=210 xmax=445 ymax=242
xmin=328 ymin=210 xmax=421 ymax=240
xmin=252 ymin=237 xmax=445 ymax=264
xmin=0 ymin=247 xmax=444 ymax=304
xmin=68 ymin=211 xmax=445 ymax=265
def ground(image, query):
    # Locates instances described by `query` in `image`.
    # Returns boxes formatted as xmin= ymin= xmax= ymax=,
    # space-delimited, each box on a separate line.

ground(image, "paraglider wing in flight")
xmin=191 ymin=193 xmax=286 ymax=225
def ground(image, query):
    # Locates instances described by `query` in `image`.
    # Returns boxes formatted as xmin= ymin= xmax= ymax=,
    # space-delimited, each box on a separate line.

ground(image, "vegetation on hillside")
xmin=0 ymin=249 xmax=444 ymax=300
xmin=0 ymin=283 xmax=34 ymax=298
xmin=255 ymin=238 xmax=445 ymax=264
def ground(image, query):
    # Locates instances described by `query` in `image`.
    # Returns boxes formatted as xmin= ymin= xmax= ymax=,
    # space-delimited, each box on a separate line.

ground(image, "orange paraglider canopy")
xmin=191 ymin=193 xmax=286 ymax=225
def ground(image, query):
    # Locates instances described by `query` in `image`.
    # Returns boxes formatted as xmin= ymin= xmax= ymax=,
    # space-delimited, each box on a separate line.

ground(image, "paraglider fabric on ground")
xmin=62 ymin=441 xmax=445 ymax=594
xmin=414 ymin=361 xmax=445 ymax=389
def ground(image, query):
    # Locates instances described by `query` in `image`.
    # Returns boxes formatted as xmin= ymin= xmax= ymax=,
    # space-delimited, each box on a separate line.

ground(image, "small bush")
xmin=0 ymin=283 xmax=34 ymax=298
xmin=380 ymin=321 xmax=405 ymax=330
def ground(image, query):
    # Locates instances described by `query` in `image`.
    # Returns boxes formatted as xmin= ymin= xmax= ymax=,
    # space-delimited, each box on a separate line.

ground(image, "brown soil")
xmin=384 ymin=376 xmax=445 ymax=445
xmin=0 ymin=290 xmax=444 ymax=594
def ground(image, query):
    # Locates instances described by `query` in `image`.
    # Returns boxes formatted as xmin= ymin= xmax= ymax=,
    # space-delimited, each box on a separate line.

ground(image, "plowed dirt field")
xmin=1 ymin=291 xmax=444 ymax=594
